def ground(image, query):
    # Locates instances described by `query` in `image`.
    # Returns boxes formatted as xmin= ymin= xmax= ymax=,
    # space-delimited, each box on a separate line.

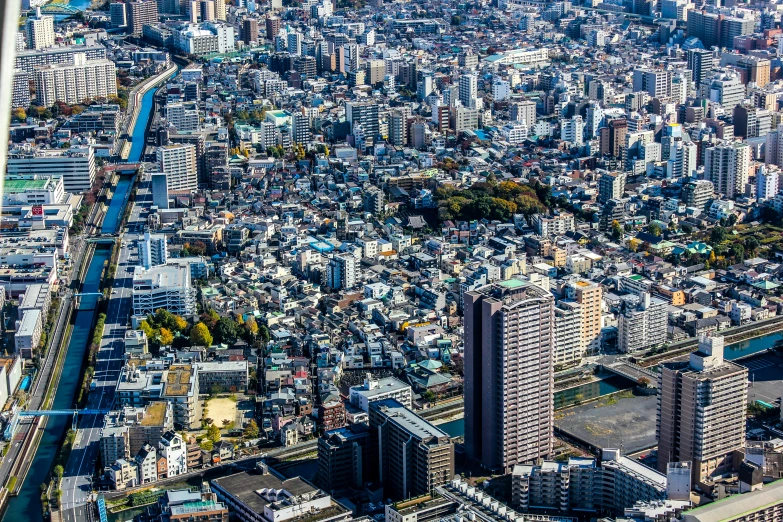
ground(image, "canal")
xmin=3 ymin=246 xmax=112 ymax=522
xmin=3 ymin=69 xmax=160 ymax=522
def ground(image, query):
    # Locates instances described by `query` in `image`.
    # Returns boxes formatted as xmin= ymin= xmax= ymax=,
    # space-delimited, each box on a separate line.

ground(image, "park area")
xmin=206 ymin=397 xmax=238 ymax=429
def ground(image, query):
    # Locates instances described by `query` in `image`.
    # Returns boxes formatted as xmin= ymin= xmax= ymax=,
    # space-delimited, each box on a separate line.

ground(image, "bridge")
xmin=40 ymin=3 xmax=80 ymax=14
xmin=603 ymin=361 xmax=657 ymax=383
xmin=5 ymin=409 xmax=110 ymax=440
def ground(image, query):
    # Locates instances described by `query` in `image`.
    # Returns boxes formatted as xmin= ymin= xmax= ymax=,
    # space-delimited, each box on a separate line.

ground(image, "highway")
xmin=60 ymin=175 xmax=152 ymax=522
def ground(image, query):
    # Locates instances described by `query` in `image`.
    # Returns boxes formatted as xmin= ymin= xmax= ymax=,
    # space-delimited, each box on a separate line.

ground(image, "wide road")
xmin=60 ymin=175 xmax=152 ymax=522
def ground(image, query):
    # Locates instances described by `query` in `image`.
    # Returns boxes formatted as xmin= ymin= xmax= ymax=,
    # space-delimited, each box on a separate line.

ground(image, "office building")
xmin=325 ymin=253 xmax=359 ymax=290
xmin=464 ymin=280 xmax=555 ymax=473
xmin=369 ymin=399 xmax=454 ymax=501
xmin=699 ymin=72 xmax=744 ymax=111
xmin=458 ymin=73 xmax=478 ymax=108
xmin=704 ymin=141 xmax=750 ymax=197
xmin=211 ymin=469 xmax=352 ymax=522
xmin=316 ymin=424 xmax=369 ymax=493
xmin=7 ymin=146 xmax=96 ymax=194
xmin=110 ymin=3 xmax=127 ymax=27
xmin=139 ymin=231 xmax=168 ymax=269
xmin=34 ymin=54 xmax=117 ymax=107
xmin=127 ymin=0 xmax=159 ymax=35
xmin=510 ymin=101 xmax=537 ymax=125
xmin=349 ymin=375 xmax=412 ymax=412
xmin=618 ymin=292 xmax=667 ymax=353
xmin=561 ymin=116 xmax=584 ymax=145
xmin=657 ymin=335 xmax=748 ymax=482
xmin=633 ymin=68 xmax=671 ymax=99
xmin=25 ymin=13 xmax=55 ymax=50
xmin=150 ymin=172 xmax=169 ymax=209
xmin=157 ymin=144 xmax=198 ymax=192
xmin=451 ymin=106 xmax=479 ymax=132
xmin=598 ymin=172 xmax=626 ymax=203
xmin=132 ymin=264 xmax=197 ymax=317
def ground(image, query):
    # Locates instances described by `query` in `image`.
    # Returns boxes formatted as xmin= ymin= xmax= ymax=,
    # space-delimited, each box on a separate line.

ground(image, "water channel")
xmin=2 ymin=76 xmax=156 ymax=522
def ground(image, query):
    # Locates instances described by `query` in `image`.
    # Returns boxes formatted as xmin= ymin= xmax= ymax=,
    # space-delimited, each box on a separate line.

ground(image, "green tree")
xmin=53 ymin=465 xmax=64 ymax=480
xmin=710 ymin=226 xmax=727 ymax=245
xmin=173 ymin=315 xmax=188 ymax=332
xmin=745 ymin=236 xmax=760 ymax=255
xmin=648 ymin=222 xmax=662 ymax=237
xmin=139 ymin=320 xmax=154 ymax=339
xmin=190 ymin=322 xmax=213 ymax=347
xmin=243 ymin=419 xmax=260 ymax=439
xmin=154 ymin=308 xmax=176 ymax=330
xmin=245 ymin=317 xmax=259 ymax=339
xmin=200 ymin=309 xmax=220 ymax=330
xmin=215 ymin=317 xmax=240 ymax=344
xmin=611 ymin=220 xmax=623 ymax=240
xmin=207 ymin=424 xmax=221 ymax=443
xmin=259 ymin=325 xmax=271 ymax=345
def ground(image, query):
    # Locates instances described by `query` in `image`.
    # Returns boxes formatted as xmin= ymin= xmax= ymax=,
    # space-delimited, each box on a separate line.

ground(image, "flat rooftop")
xmin=372 ymin=399 xmax=448 ymax=441
xmin=682 ymin=479 xmax=783 ymax=522
xmin=140 ymin=401 xmax=168 ymax=426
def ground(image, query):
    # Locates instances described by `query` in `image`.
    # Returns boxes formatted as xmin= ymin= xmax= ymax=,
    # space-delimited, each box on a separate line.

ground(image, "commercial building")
xmin=157 ymin=144 xmax=198 ymax=192
xmin=464 ymin=279 xmax=555 ymax=473
xmin=15 ymin=308 xmax=42 ymax=358
xmin=195 ymin=361 xmax=248 ymax=393
xmin=369 ymin=399 xmax=454 ymax=501
xmin=349 ymin=375 xmax=412 ymax=412
xmin=132 ymin=264 xmax=197 ymax=317
xmin=7 ymin=146 xmax=95 ymax=194
xmin=682 ymin=179 xmax=714 ymax=209
xmin=1 ymin=175 xmax=65 ymax=211
xmin=139 ymin=231 xmax=168 ymax=269
xmin=657 ymin=335 xmax=748 ymax=483
xmin=34 ymin=53 xmax=118 ymax=108
xmin=211 ymin=468 xmax=352 ymax=522
xmin=124 ymin=330 xmax=148 ymax=356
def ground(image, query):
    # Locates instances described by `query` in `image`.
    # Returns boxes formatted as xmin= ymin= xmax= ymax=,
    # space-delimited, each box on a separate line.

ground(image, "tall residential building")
xmin=599 ymin=118 xmax=627 ymax=157
xmin=157 ymin=144 xmax=198 ymax=192
xmin=598 ymin=172 xmax=626 ymax=203
xmin=464 ymin=280 xmax=555 ymax=473
xmin=687 ymin=10 xmax=753 ymax=49
xmin=291 ymin=112 xmax=310 ymax=144
xmin=699 ymin=72 xmax=744 ymax=111
xmin=265 ymin=16 xmax=281 ymax=40
xmin=657 ymin=335 xmax=748 ymax=482
xmin=35 ymin=54 xmax=117 ymax=107
xmin=765 ymin=124 xmax=783 ymax=168
xmin=369 ymin=399 xmax=454 ymax=500
xmin=510 ymin=100 xmax=537 ymax=126
xmin=632 ymin=68 xmax=671 ymax=99
xmin=564 ymin=279 xmax=603 ymax=354
xmin=687 ymin=49 xmax=713 ymax=88
xmin=704 ymin=141 xmax=750 ymax=197
xmin=682 ymin=179 xmax=714 ymax=208
xmin=127 ymin=0 xmax=159 ymax=36
xmin=458 ymin=73 xmax=478 ymax=108
xmin=756 ymin=165 xmax=779 ymax=201
xmin=531 ymin=212 xmax=576 ymax=237
xmin=240 ymin=18 xmax=258 ymax=44
xmin=214 ymin=0 xmax=226 ymax=19
xmin=345 ymin=102 xmax=379 ymax=138
xmin=316 ymin=425 xmax=370 ymax=493
xmin=561 ymin=116 xmax=584 ymax=145
xmin=139 ymin=231 xmax=168 ymax=269
xmin=325 ymin=253 xmax=358 ymax=290
xmin=554 ymin=301 xmax=582 ymax=367
xmin=15 ymin=44 xmax=107 ymax=73
xmin=389 ymin=110 xmax=407 ymax=146
xmin=165 ymin=102 xmax=200 ymax=132
xmin=617 ymin=293 xmax=667 ymax=353
xmin=12 ymin=70 xmax=31 ymax=109
xmin=25 ymin=13 xmax=55 ymax=50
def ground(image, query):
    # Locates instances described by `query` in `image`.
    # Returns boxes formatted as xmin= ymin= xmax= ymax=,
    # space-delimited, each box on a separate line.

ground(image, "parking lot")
xmin=738 ymin=352 xmax=783 ymax=407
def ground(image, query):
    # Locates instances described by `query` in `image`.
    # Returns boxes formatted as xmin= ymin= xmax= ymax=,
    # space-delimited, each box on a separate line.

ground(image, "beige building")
xmin=657 ymin=335 xmax=748 ymax=484
xmin=564 ymin=279 xmax=603 ymax=355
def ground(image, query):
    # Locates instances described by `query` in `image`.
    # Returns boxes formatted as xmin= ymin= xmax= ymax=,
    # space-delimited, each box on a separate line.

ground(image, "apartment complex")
xmin=657 ymin=335 xmax=748 ymax=483
xmin=617 ymin=292 xmax=668 ymax=353
xmin=464 ymin=279 xmax=554 ymax=473
xmin=15 ymin=44 xmax=107 ymax=73
xmin=25 ymin=14 xmax=55 ymax=50
xmin=349 ymin=375 xmax=412 ymax=412
xmin=139 ymin=231 xmax=168 ymax=269
xmin=316 ymin=424 xmax=370 ymax=493
xmin=117 ymin=363 xmax=201 ymax=429
xmin=564 ymin=279 xmax=603 ymax=354
xmin=157 ymin=144 xmax=198 ymax=191
xmin=35 ymin=53 xmax=117 ymax=107
xmin=369 ymin=399 xmax=454 ymax=501
xmin=531 ymin=212 xmax=576 ymax=237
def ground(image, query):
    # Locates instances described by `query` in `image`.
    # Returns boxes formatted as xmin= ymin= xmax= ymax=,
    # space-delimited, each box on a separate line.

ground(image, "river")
xmin=438 ymin=331 xmax=780 ymax=439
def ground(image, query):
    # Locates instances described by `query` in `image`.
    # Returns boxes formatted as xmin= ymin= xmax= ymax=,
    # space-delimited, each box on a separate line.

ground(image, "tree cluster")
xmin=435 ymin=180 xmax=547 ymax=222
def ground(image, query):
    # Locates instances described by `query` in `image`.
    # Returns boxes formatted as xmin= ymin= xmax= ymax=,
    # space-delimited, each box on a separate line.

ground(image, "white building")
xmin=132 ymin=264 xmax=196 ymax=317
xmin=26 ymin=14 xmax=55 ymax=50
xmin=500 ymin=123 xmax=528 ymax=144
xmin=172 ymin=22 xmax=235 ymax=55
xmin=561 ymin=116 xmax=584 ymax=146
xmin=704 ymin=141 xmax=750 ymax=198
xmin=34 ymin=53 xmax=117 ymax=107
xmin=158 ymin=431 xmax=187 ymax=478
xmin=493 ymin=79 xmax=511 ymax=101
xmin=139 ymin=231 xmax=168 ymax=269
xmin=756 ymin=165 xmax=779 ymax=201
xmin=15 ymin=308 xmax=42 ymax=358
xmin=325 ymin=253 xmax=358 ymax=290
xmin=157 ymin=144 xmax=198 ymax=191
xmin=2 ymin=175 xmax=65 ymax=211
xmin=554 ymin=301 xmax=582 ymax=366
xmin=349 ymin=375 xmax=412 ymax=412
xmin=165 ymin=102 xmax=200 ymax=132
xmin=618 ymin=293 xmax=668 ymax=353
xmin=7 ymin=146 xmax=96 ymax=194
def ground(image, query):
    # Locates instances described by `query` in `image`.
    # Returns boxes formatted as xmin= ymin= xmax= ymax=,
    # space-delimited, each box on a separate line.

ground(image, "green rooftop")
xmin=629 ymin=275 xmax=643 ymax=281
xmin=4 ymin=178 xmax=51 ymax=193
xmin=499 ymin=279 xmax=526 ymax=289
